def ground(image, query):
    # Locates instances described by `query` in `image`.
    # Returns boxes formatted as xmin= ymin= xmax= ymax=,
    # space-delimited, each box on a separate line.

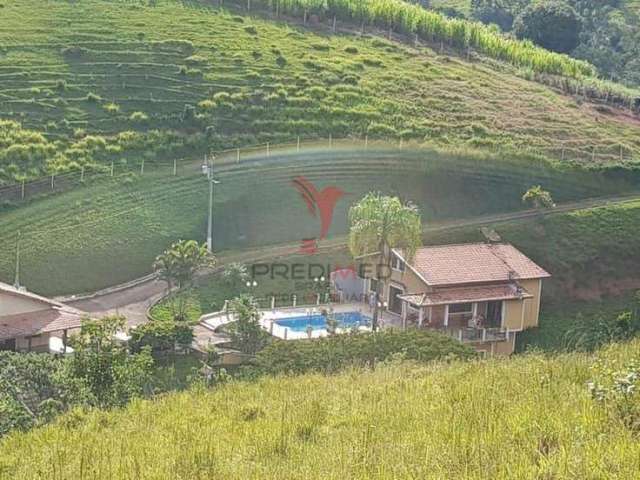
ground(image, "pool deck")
xmin=260 ymin=303 xmax=400 ymax=340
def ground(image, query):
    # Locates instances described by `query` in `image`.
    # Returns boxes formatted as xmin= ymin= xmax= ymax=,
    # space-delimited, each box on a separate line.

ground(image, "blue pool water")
xmin=275 ymin=311 xmax=371 ymax=332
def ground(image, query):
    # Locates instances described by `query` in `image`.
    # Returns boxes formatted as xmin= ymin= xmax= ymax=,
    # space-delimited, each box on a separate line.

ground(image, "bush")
xmin=513 ymin=1 xmax=581 ymax=54
xmin=129 ymin=320 xmax=194 ymax=354
xmin=256 ymin=329 xmax=475 ymax=375
xmin=129 ymin=111 xmax=149 ymax=123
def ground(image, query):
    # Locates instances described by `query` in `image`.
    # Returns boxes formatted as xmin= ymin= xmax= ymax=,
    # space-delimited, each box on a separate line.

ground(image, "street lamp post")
xmin=203 ymin=154 xmax=220 ymax=253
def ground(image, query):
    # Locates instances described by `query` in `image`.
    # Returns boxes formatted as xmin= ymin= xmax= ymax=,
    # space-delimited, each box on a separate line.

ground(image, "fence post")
xmin=482 ymin=328 xmax=487 ymax=342
xmin=81 ymin=166 xmax=85 ymax=182
xmin=21 ymin=180 xmax=25 ymax=200
xmin=296 ymin=136 xmax=300 ymax=152
xmin=269 ymin=320 xmax=274 ymax=335
xmin=458 ymin=330 xmax=463 ymax=342
xmin=110 ymin=161 xmax=114 ymax=177
xmin=592 ymin=146 xmax=596 ymax=162
xmin=561 ymin=145 xmax=565 ymax=161
xmin=236 ymin=148 xmax=240 ymax=163
xmin=620 ymin=144 xmax=624 ymax=162
xmin=329 ymin=134 xmax=332 ymax=148
xmin=316 ymin=293 xmax=320 ymax=305
xmin=399 ymin=138 xmax=403 ymax=149
xmin=364 ymin=135 xmax=368 ymax=149
xmin=266 ymin=142 xmax=270 ymax=157
xmin=140 ymin=159 xmax=145 ymax=175
xmin=51 ymin=174 xmax=55 ymax=191
xmin=284 ymin=328 xmax=288 ymax=340
xmin=292 ymin=294 xmax=297 ymax=307
xmin=271 ymin=296 xmax=275 ymax=310
xmin=173 ymin=158 xmax=177 ymax=176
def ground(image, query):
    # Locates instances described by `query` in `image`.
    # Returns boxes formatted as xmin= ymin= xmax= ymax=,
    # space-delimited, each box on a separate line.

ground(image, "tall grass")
xmin=3 ymin=340 xmax=640 ymax=478
xmin=267 ymin=0 xmax=595 ymax=78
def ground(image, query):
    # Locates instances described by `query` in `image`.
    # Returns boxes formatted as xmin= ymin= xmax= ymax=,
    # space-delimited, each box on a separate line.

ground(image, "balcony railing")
xmin=435 ymin=327 xmax=507 ymax=343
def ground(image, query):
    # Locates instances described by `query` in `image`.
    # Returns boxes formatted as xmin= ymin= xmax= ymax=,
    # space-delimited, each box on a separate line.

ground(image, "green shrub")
xmin=129 ymin=320 xmax=194 ymax=354
xmin=129 ymin=111 xmax=149 ymax=123
xmin=344 ymin=45 xmax=358 ymax=54
xmin=103 ymin=102 xmax=120 ymax=114
xmin=256 ymin=329 xmax=475 ymax=375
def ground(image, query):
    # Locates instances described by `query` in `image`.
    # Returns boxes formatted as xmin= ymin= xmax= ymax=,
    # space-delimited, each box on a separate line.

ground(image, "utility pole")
xmin=14 ymin=231 xmax=21 ymax=289
xmin=205 ymin=154 xmax=220 ymax=253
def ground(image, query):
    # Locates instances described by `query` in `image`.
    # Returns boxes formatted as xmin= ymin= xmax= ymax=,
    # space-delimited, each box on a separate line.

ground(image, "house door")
xmin=388 ymin=285 xmax=404 ymax=315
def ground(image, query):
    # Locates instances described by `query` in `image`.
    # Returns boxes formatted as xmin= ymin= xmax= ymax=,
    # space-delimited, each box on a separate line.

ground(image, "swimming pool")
xmin=274 ymin=311 xmax=371 ymax=332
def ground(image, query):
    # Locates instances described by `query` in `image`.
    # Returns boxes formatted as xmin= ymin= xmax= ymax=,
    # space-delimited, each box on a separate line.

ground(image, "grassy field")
xmin=1 ymin=0 xmax=640 ymax=185
xmin=3 ymin=340 xmax=640 ymax=479
xmin=0 ymin=145 xmax=635 ymax=296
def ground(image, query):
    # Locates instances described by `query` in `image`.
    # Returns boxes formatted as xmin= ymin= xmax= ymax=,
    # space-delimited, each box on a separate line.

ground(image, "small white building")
xmin=0 ymin=281 xmax=85 ymax=353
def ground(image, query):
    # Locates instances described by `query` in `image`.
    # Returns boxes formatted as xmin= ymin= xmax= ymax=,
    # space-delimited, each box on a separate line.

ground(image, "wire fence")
xmin=0 ymin=135 xmax=638 ymax=206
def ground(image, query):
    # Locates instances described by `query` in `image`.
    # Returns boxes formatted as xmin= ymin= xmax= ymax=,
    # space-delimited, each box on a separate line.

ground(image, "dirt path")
xmin=65 ymin=192 xmax=640 ymax=322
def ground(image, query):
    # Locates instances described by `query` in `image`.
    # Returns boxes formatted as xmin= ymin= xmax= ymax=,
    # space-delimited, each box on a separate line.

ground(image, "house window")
xmin=449 ymin=303 xmax=473 ymax=315
xmin=391 ymin=254 xmax=405 ymax=272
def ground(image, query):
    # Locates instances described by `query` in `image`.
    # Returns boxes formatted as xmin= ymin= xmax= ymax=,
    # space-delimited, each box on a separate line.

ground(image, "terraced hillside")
xmin=0 ymin=144 xmax=638 ymax=296
xmin=1 ymin=0 xmax=640 ymax=185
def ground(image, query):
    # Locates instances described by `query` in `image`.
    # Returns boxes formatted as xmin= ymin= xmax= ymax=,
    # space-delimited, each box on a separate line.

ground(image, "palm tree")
xmin=348 ymin=193 xmax=422 ymax=331
xmin=153 ymin=240 xmax=214 ymax=320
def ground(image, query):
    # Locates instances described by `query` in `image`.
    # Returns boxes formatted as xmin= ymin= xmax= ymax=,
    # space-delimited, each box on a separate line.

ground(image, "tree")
xmin=67 ymin=316 xmax=154 ymax=408
xmin=221 ymin=262 xmax=250 ymax=290
xmin=513 ymin=1 xmax=582 ymax=54
xmin=0 ymin=352 xmax=87 ymax=437
xmin=227 ymin=295 xmax=269 ymax=355
xmin=348 ymin=193 xmax=422 ymax=331
xmin=153 ymin=240 xmax=214 ymax=320
xmin=471 ymin=0 xmax=516 ymax=31
xmin=522 ymin=185 xmax=556 ymax=211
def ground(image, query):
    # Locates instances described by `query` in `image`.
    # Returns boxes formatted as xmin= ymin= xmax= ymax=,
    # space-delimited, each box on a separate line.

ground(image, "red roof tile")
xmin=0 ymin=307 xmax=86 ymax=341
xmin=396 ymin=243 xmax=550 ymax=286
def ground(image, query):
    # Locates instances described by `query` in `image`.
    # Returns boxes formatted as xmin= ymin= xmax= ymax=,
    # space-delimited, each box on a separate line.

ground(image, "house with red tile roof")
xmin=0 ymin=281 xmax=86 ymax=353
xmin=360 ymin=243 xmax=550 ymax=355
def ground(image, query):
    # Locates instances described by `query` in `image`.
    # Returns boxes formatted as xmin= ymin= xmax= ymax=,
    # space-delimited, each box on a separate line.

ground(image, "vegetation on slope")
xmin=436 ymin=0 xmax=640 ymax=87
xmin=1 ymin=0 xmax=639 ymax=184
xmin=3 ymin=341 xmax=640 ymax=479
xmin=1 ymin=146 xmax=635 ymax=295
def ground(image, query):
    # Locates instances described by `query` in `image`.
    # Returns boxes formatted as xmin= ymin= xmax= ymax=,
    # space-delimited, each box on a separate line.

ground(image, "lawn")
xmin=1 ymin=0 xmax=640 ymax=186
xmin=0 ymin=145 xmax=633 ymax=296
xmin=3 ymin=340 xmax=640 ymax=478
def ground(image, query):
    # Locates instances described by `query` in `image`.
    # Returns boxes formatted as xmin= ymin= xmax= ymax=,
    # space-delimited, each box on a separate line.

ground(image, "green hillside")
xmin=1 ymin=145 xmax=637 ymax=296
xmin=1 ymin=0 xmax=640 ymax=186
xmin=3 ymin=340 xmax=640 ymax=479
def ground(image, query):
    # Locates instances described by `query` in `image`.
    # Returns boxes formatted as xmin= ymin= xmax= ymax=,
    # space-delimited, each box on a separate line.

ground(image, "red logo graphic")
xmin=292 ymin=176 xmax=345 ymax=254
